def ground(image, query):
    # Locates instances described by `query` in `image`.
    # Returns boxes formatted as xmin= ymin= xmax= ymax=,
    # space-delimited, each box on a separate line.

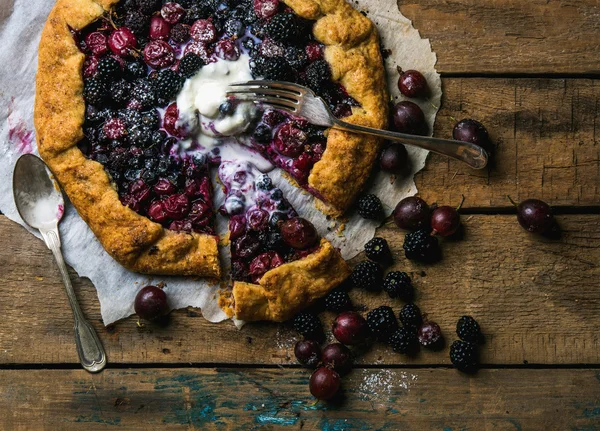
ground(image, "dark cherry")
xmin=280 ymin=217 xmax=318 ymax=250
xmin=190 ymin=19 xmax=218 ymax=43
xmin=85 ymin=31 xmax=108 ymax=56
xmin=332 ymin=311 xmax=369 ymax=345
xmin=321 ymin=343 xmax=352 ymax=376
xmin=188 ymin=201 xmax=212 ymax=229
xmin=153 ymin=178 xmax=176 ymax=196
xmin=254 ymin=0 xmax=279 ymax=19
xmin=309 ymin=367 xmax=341 ymax=400
xmin=108 ymin=27 xmax=137 ymax=56
xmin=215 ymin=39 xmax=240 ymax=61
xmin=274 ymin=123 xmax=307 ymax=157
xmin=418 ymin=320 xmax=443 ymax=348
xmin=144 ymin=40 xmax=175 ymax=68
xmin=163 ymin=103 xmax=184 ymax=137
xmin=149 ymin=16 xmax=172 ymax=40
xmin=453 ymin=119 xmax=490 ymax=149
xmin=294 ymin=339 xmax=321 ymax=368
xmin=431 ymin=205 xmax=460 ymax=236
xmin=397 ymin=69 xmax=429 ymax=98
xmin=161 ymin=2 xmax=186 ymax=24
xmin=134 ymin=285 xmax=168 ymax=321
xmin=247 ymin=209 xmax=269 ymax=231
xmin=229 ymin=215 xmax=247 ymax=240
xmin=83 ymin=56 xmax=99 ymax=78
xmin=163 ymin=193 xmax=190 ymax=220
xmin=379 ymin=143 xmax=408 ymax=174
xmin=393 ymin=196 xmax=430 ymax=230
xmin=249 ymin=251 xmax=284 ymax=281
xmin=234 ymin=234 xmax=262 ymax=259
xmin=392 ymin=101 xmax=427 ymax=135
xmin=184 ymin=41 xmax=212 ymax=63
xmin=511 ymin=197 xmax=554 ymax=234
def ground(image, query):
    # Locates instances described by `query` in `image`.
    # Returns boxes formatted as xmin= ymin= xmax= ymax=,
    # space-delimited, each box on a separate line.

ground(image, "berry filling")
xmin=74 ymin=0 xmax=354 ymax=276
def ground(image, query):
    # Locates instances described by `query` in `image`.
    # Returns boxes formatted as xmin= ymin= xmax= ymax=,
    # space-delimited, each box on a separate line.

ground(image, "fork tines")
xmin=226 ymin=81 xmax=309 ymax=114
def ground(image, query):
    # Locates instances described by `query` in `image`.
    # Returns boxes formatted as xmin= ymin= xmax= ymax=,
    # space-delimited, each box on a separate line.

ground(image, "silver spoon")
xmin=13 ymin=154 xmax=106 ymax=373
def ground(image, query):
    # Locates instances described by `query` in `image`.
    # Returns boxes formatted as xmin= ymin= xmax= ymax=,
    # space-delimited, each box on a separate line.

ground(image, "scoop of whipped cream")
xmin=176 ymin=53 xmax=257 ymax=143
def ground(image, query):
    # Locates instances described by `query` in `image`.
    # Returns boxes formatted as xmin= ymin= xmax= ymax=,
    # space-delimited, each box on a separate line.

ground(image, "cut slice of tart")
xmin=218 ymin=160 xmax=351 ymax=322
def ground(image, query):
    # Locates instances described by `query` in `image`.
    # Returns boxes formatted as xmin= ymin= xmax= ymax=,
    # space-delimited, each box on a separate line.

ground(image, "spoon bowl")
xmin=13 ymin=154 xmax=64 ymax=230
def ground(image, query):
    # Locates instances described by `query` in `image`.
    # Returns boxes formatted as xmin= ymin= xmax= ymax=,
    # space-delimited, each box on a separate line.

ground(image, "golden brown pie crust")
xmin=228 ymin=239 xmax=351 ymax=322
xmin=34 ymin=0 xmax=384 ymax=319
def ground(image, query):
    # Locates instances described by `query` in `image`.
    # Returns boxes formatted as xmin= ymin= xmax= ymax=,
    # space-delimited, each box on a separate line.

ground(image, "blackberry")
xmin=255 ymin=174 xmax=273 ymax=190
xmin=155 ymin=69 xmax=183 ymax=104
xmin=292 ymin=312 xmax=322 ymax=338
xmin=456 ymin=316 xmax=482 ymax=344
xmin=324 ymin=289 xmax=352 ymax=312
xmin=389 ymin=327 xmax=418 ymax=354
xmin=151 ymin=130 xmax=167 ymax=147
xmin=86 ymin=107 xmax=113 ymax=124
xmin=253 ymin=124 xmax=272 ymax=144
xmin=111 ymin=80 xmax=132 ymax=105
xmin=131 ymin=78 xmax=157 ymax=109
xmin=178 ymin=53 xmax=203 ymax=78
xmin=284 ymin=46 xmax=308 ymax=69
xmin=266 ymin=13 xmax=300 ymax=43
xmin=138 ymin=0 xmax=161 ymax=14
xmin=242 ymin=7 xmax=258 ymax=25
xmin=170 ymin=23 xmax=191 ymax=43
xmin=366 ymin=306 xmax=398 ymax=341
xmin=449 ymin=340 xmax=479 ymax=372
xmin=118 ymin=108 xmax=143 ymax=130
xmin=224 ymin=18 xmax=244 ymax=37
xmin=128 ymin=125 xmax=153 ymax=147
xmin=357 ymin=194 xmax=383 ymax=220
xmin=382 ymin=271 xmax=413 ymax=301
xmin=403 ymin=229 xmax=441 ymax=263
xmin=350 ymin=261 xmax=383 ymax=292
xmin=124 ymin=9 xmax=149 ymax=36
xmin=399 ymin=303 xmax=422 ymax=330
xmin=141 ymin=109 xmax=160 ymax=130
xmin=126 ymin=60 xmax=147 ymax=80
xmin=265 ymin=230 xmax=286 ymax=252
xmin=305 ymin=59 xmax=331 ymax=94
xmin=261 ymin=56 xmax=293 ymax=81
xmin=97 ymin=57 xmax=122 ymax=82
xmin=364 ymin=237 xmax=393 ymax=266
xmin=83 ymin=78 xmax=108 ymax=105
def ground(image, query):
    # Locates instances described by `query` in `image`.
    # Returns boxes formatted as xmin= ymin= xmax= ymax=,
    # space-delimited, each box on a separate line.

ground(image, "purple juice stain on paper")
xmin=8 ymin=98 xmax=34 ymax=154
xmin=57 ymin=204 xmax=64 ymax=219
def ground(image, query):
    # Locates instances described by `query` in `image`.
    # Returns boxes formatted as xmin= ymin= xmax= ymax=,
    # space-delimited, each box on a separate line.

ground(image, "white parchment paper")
xmin=0 ymin=0 xmax=439 ymax=325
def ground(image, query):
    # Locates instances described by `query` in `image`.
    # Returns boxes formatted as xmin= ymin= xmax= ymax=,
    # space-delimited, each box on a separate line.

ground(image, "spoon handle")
xmin=41 ymin=228 xmax=107 ymax=373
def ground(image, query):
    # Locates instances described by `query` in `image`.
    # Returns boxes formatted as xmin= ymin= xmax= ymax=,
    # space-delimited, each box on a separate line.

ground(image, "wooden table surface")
xmin=2 ymin=1 xmax=600 ymax=430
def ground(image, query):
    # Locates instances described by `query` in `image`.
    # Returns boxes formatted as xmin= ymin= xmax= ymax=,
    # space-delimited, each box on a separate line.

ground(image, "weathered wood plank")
xmin=421 ymin=78 xmax=600 ymax=207
xmin=396 ymin=0 xmax=600 ymax=74
xmin=0 ymin=368 xmax=599 ymax=430
xmin=1 ymin=213 xmax=599 ymax=365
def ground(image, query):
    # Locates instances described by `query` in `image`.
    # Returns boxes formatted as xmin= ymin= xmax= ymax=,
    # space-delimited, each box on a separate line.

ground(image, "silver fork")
xmin=227 ymin=81 xmax=489 ymax=169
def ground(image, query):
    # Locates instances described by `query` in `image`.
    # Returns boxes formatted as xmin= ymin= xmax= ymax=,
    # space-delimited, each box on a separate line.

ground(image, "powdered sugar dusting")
xmin=358 ymin=370 xmax=418 ymax=403
xmin=274 ymin=326 xmax=296 ymax=350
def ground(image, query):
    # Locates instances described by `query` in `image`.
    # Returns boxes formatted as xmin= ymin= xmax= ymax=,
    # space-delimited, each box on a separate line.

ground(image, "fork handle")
xmin=331 ymin=119 xmax=489 ymax=169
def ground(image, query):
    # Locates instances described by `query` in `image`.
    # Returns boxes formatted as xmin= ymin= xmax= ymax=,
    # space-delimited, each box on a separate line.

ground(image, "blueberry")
xmin=219 ymin=101 xmax=235 ymax=116
xmin=255 ymin=174 xmax=273 ymax=190
xmin=124 ymin=168 xmax=142 ymax=181
xmin=253 ymin=123 xmax=272 ymax=144
xmin=271 ymin=188 xmax=283 ymax=200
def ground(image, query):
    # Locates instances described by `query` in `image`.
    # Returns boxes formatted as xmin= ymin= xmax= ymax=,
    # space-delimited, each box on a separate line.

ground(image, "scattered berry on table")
xmin=449 ymin=340 xmax=479 ymax=372
xmin=324 ymin=289 xmax=352 ymax=313
xmin=357 ymin=194 xmax=384 ymax=220
xmin=399 ymin=303 xmax=422 ymax=330
xmin=453 ymin=119 xmax=490 ymax=150
xmin=292 ymin=312 xmax=322 ymax=338
xmin=367 ymin=306 xmax=398 ymax=342
xmin=294 ymin=339 xmax=321 ymax=368
xmin=403 ymin=229 xmax=441 ymax=263
xmin=431 ymin=205 xmax=461 ymax=236
xmin=418 ymin=319 xmax=443 ymax=348
xmin=379 ymin=143 xmax=408 ymax=174
xmin=134 ymin=285 xmax=169 ymax=321
xmin=350 ymin=261 xmax=383 ymax=292
xmin=332 ymin=311 xmax=369 ymax=345
xmin=321 ymin=343 xmax=353 ymax=376
xmin=309 ymin=367 xmax=341 ymax=400
xmin=397 ymin=68 xmax=429 ymax=98
xmin=392 ymin=101 xmax=427 ymax=135
xmin=364 ymin=237 xmax=393 ymax=266
xmin=508 ymin=197 xmax=554 ymax=234
xmin=383 ymin=271 xmax=414 ymax=301
xmin=393 ymin=196 xmax=430 ymax=230
xmin=456 ymin=315 xmax=483 ymax=344
xmin=389 ymin=327 xmax=418 ymax=354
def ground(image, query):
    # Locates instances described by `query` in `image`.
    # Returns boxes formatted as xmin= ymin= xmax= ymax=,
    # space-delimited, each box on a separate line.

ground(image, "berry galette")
xmin=34 ymin=0 xmax=386 ymax=321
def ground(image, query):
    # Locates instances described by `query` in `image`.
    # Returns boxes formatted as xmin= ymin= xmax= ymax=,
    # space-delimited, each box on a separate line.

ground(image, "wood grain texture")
xmin=0 ymin=368 xmax=599 ymax=430
xmin=395 ymin=0 xmax=600 ymax=74
xmin=2 ymin=213 xmax=599 ymax=365
xmin=418 ymin=78 xmax=600 ymax=207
